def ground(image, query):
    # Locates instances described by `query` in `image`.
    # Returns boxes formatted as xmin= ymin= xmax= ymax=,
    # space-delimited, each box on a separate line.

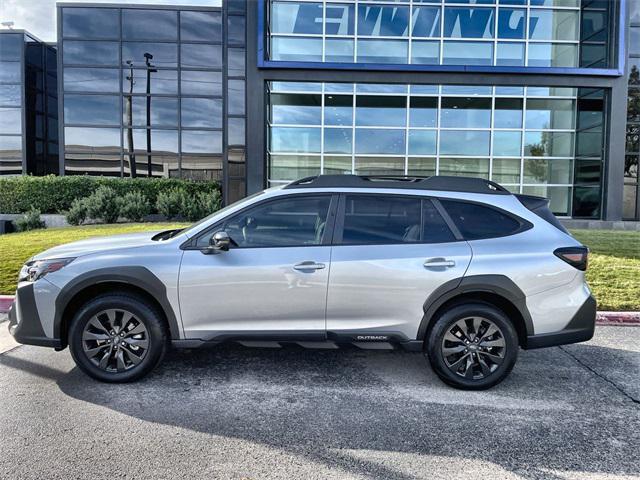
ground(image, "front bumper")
xmin=524 ymin=295 xmax=597 ymax=349
xmin=8 ymin=283 xmax=61 ymax=348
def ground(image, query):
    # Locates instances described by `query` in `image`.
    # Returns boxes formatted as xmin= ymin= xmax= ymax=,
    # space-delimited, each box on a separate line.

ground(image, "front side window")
xmin=202 ymin=195 xmax=331 ymax=248
xmin=440 ymin=200 xmax=524 ymax=240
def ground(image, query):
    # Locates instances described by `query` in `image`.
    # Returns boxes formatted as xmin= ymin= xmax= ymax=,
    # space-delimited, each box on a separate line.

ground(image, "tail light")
xmin=554 ymin=247 xmax=589 ymax=271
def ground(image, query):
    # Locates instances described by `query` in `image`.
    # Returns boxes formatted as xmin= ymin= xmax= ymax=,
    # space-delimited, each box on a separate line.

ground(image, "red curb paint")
xmin=0 ymin=294 xmax=639 ymax=324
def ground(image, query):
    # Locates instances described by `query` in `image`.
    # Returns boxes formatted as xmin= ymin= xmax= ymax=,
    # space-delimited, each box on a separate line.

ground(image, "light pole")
xmin=144 ymin=52 xmax=157 ymax=177
xmin=124 ymin=60 xmax=136 ymax=178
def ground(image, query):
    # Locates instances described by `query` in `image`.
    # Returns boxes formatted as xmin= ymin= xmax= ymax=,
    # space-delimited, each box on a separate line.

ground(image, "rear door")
xmin=326 ymin=193 xmax=472 ymax=341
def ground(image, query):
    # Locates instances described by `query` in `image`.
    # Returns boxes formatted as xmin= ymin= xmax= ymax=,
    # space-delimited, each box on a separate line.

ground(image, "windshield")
xmin=179 ymin=190 xmax=268 ymax=237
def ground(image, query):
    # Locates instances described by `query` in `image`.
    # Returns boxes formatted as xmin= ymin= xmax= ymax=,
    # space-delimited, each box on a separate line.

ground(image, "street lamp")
xmin=124 ymin=60 xmax=136 ymax=178
xmin=144 ymin=52 xmax=158 ymax=178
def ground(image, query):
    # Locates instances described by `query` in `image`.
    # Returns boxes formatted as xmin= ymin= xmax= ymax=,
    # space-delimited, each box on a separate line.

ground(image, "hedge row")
xmin=0 ymin=175 xmax=221 ymax=215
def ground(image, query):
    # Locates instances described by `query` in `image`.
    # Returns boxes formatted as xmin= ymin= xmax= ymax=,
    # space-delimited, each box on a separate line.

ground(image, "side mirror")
xmin=202 ymin=231 xmax=231 ymax=254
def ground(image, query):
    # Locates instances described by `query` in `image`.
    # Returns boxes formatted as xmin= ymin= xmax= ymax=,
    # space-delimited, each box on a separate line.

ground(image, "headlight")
xmin=18 ymin=258 xmax=75 ymax=283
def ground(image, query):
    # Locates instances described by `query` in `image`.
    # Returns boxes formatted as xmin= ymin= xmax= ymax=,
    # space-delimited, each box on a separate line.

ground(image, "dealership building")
xmin=0 ymin=0 xmax=639 ymax=220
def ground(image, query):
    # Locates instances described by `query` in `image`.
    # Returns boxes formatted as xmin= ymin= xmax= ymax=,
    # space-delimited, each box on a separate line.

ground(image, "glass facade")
xmin=0 ymin=32 xmax=58 ymax=176
xmin=60 ymin=5 xmax=245 ymax=185
xmin=625 ymin=5 xmax=640 ymax=220
xmin=267 ymin=0 xmax=614 ymax=69
xmin=268 ymin=82 xmax=605 ymax=216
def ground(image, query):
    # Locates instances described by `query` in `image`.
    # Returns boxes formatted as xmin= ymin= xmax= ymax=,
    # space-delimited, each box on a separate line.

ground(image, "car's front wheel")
xmin=426 ymin=302 xmax=518 ymax=390
xmin=68 ymin=293 xmax=168 ymax=382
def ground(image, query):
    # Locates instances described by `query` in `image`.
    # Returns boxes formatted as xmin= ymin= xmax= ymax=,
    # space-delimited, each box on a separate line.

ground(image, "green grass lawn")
xmin=0 ymin=225 xmax=638 ymax=311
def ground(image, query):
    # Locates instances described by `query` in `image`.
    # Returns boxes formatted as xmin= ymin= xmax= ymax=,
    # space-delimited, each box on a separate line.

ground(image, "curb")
xmin=0 ymin=295 xmax=638 ymax=325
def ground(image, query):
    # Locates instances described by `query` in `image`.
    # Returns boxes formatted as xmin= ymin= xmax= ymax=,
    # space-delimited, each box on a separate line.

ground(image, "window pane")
xmin=493 ymin=131 xmax=522 ymax=156
xmin=181 ymin=130 xmax=222 ymax=154
xmin=228 ymin=16 xmax=245 ymax=45
xmin=527 ymin=43 xmax=577 ymax=67
xmin=355 ymin=129 xmax=405 ymax=154
xmin=497 ymin=8 xmax=525 ymax=38
xmin=181 ymin=97 xmax=222 ymax=128
xmin=441 ymin=97 xmax=491 ymax=128
xmin=64 ymin=67 xmax=119 ymax=92
xmin=324 ymin=155 xmax=351 ymax=175
xmin=221 ymin=195 xmax=331 ymax=248
xmin=441 ymin=199 xmax=522 ymax=239
xmin=324 ymin=128 xmax=352 ymax=154
xmin=423 ymin=200 xmax=456 ymax=243
xmin=270 ymin=127 xmax=321 ymax=153
xmin=492 ymin=158 xmax=521 ymax=183
xmin=325 ymin=3 xmax=355 ymax=35
xmin=66 ymin=152 xmax=121 ymax=176
xmin=522 ymin=185 xmax=570 ymax=216
xmin=444 ymin=7 xmax=495 ymax=38
xmin=325 ymin=39 xmax=354 ymax=63
xmin=180 ymin=44 xmax=222 ymax=68
xmin=412 ymin=7 xmax=441 ymax=38
xmin=408 ymin=130 xmax=437 ymax=155
xmin=180 ymin=155 xmax=222 ymax=181
xmin=122 ymin=9 xmax=177 ymax=41
xmin=357 ymin=84 xmax=407 ymax=94
xmin=496 ymin=42 xmax=525 ymax=66
xmin=439 ymin=157 xmax=489 ymax=178
xmin=358 ymin=5 xmax=410 ymax=36
xmin=122 ymin=43 xmax=177 ymax=68
xmin=228 ymin=117 xmax=245 ymax=146
xmin=180 ymin=11 xmax=222 ymax=42
xmin=65 ymin=94 xmax=120 ymax=125
xmin=529 ymin=9 xmax=578 ymax=41
xmin=64 ymin=41 xmax=119 ymax=66
xmin=356 ymin=96 xmax=406 ymax=127
xmin=270 ymin=93 xmax=322 ymax=125
xmin=122 ymin=69 xmax=178 ymax=94
xmin=0 ymin=34 xmax=21 ymax=61
xmin=357 ymin=39 xmax=408 ymax=64
xmin=228 ymin=48 xmax=246 ymax=77
xmin=271 ymin=2 xmax=323 ymax=34
xmin=525 ymin=99 xmax=575 ymax=130
xmin=355 ymin=156 xmax=405 ymax=175
xmin=408 ymin=157 xmax=436 ymax=176
xmin=410 ymin=97 xmax=437 ymax=127
xmin=440 ymin=130 xmax=490 ymax=155
xmin=271 ymin=37 xmax=322 ymax=62
xmin=523 ymin=158 xmax=572 ymax=183
xmin=0 ymin=62 xmax=20 ymax=83
xmin=65 ymin=127 xmax=120 ymax=151
xmin=0 ymin=108 xmax=21 ymax=134
xmin=62 ymin=8 xmax=119 ymax=39
xmin=124 ymin=96 xmax=178 ymax=127
xmin=181 ymin=70 xmax=221 ymax=96
xmin=228 ymin=79 xmax=245 ymax=115
xmin=442 ymin=41 xmax=493 ymax=65
xmin=494 ymin=98 xmax=523 ymax=128
xmin=524 ymin=131 xmax=574 ymax=157
xmin=325 ymin=95 xmax=353 ymax=126
xmin=411 ymin=41 xmax=440 ymax=64
xmin=125 ymin=129 xmax=178 ymax=155
xmin=341 ymin=195 xmax=421 ymax=245
xmin=0 ymin=84 xmax=22 ymax=106
xmin=270 ymin=154 xmax=321 ymax=180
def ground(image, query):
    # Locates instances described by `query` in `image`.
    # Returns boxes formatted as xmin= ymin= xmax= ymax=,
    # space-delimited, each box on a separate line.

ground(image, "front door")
xmin=178 ymin=194 xmax=336 ymax=340
xmin=326 ymin=194 xmax=472 ymax=341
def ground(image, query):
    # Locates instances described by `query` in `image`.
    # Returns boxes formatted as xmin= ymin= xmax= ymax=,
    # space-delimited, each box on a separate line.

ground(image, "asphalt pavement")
xmin=0 ymin=324 xmax=638 ymax=480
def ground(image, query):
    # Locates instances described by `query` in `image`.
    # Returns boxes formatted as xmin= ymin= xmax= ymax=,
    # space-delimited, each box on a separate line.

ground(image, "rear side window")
xmin=440 ymin=199 xmax=524 ymax=240
xmin=339 ymin=195 xmax=454 ymax=245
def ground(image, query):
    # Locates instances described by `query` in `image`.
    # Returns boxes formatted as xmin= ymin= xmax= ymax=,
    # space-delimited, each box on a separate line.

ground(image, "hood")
xmin=31 ymin=231 xmax=167 ymax=261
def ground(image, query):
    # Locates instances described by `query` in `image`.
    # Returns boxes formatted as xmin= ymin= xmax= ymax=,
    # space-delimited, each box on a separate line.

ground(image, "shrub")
xmin=13 ymin=208 xmax=46 ymax=232
xmin=180 ymin=191 xmax=222 ymax=222
xmin=0 ymin=175 xmax=221 ymax=215
xmin=119 ymin=191 xmax=151 ymax=222
xmin=65 ymin=198 xmax=88 ymax=226
xmin=156 ymin=189 xmax=184 ymax=220
xmin=84 ymin=186 xmax=121 ymax=224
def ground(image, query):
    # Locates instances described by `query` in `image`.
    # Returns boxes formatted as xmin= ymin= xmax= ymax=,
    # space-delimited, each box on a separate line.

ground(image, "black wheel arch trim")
xmin=417 ymin=274 xmax=535 ymax=342
xmin=54 ymin=266 xmax=182 ymax=343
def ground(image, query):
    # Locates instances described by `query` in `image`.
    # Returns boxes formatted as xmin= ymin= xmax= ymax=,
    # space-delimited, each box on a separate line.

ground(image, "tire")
xmin=426 ymin=302 xmax=518 ymax=390
xmin=68 ymin=292 xmax=168 ymax=383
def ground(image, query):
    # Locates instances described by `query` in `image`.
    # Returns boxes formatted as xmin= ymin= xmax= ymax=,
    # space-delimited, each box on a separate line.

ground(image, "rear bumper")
xmin=524 ymin=295 xmax=596 ymax=349
xmin=8 ymin=283 xmax=61 ymax=349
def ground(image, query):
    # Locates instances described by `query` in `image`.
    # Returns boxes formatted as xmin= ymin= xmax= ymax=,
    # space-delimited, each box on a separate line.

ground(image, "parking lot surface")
xmin=0 ymin=325 xmax=638 ymax=480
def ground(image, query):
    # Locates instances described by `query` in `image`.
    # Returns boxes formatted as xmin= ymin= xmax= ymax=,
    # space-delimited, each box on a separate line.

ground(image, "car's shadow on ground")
xmin=14 ymin=343 xmax=638 ymax=479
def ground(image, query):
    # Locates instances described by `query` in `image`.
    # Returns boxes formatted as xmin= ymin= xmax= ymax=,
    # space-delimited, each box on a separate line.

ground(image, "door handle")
xmin=424 ymin=258 xmax=456 ymax=268
xmin=293 ymin=261 xmax=326 ymax=271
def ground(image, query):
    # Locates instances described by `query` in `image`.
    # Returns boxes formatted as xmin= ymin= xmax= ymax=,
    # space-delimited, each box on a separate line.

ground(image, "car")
xmin=8 ymin=175 xmax=596 ymax=389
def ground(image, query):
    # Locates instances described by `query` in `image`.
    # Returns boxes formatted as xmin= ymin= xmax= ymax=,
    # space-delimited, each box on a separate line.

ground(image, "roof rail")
xmin=284 ymin=175 xmax=511 ymax=195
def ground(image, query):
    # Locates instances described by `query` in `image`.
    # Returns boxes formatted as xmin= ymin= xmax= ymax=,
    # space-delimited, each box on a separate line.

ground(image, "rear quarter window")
xmin=440 ymin=199 xmax=526 ymax=240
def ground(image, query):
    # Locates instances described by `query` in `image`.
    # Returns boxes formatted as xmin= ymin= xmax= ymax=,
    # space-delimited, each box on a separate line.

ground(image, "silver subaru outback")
xmin=8 ymin=175 xmax=596 ymax=389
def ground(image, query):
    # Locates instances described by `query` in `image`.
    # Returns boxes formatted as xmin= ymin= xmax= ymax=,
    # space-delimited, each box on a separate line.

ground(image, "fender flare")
xmin=54 ymin=266 xmax=181 ymax=341
xmin=417 ymin=274 xmax=534 ymax=340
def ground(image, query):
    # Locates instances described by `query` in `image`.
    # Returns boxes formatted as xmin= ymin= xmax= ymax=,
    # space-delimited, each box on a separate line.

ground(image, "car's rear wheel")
xmin=426 ymin=303 xmax=518 ymax=390
xmin=68 ymin=293 xmax=167 ymax=382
